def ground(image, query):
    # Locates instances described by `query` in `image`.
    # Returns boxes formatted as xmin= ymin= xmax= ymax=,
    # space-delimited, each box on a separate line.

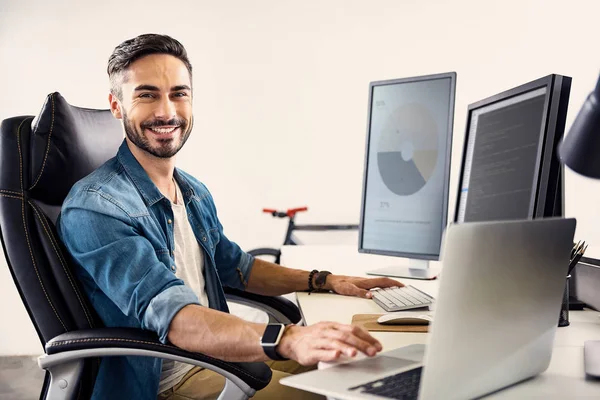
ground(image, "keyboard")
xmin=349 ymin=366 xmax=422 ymax=400
xmin=371 ymin=285 xmax=434 ymax=312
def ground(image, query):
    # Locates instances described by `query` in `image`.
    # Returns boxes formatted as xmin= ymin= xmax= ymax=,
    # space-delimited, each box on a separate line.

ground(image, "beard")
xmin=122 ymin=110 xmax=193 ymax=158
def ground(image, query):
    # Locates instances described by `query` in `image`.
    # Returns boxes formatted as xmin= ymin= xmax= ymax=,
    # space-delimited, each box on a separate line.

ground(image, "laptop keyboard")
xmin=371 ymin=285 xmax=434 ymax=312
xmin=349 ymin=367 xmax=422 ymax=399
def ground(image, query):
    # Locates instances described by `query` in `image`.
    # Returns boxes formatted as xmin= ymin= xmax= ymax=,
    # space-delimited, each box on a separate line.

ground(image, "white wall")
xmin=1 ymin=0 xmax=600 ymax=355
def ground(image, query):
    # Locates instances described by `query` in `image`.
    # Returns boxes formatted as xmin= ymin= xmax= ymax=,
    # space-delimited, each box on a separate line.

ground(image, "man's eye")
xmin=139 ymin=93 xmax=154 ymax=98
xmin=173 ymin=92 xmax=187 ymax=98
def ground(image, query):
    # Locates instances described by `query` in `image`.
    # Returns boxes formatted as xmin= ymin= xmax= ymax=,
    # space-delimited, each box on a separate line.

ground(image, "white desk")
xmin=281 ymin=245 xmax=600 ymax=399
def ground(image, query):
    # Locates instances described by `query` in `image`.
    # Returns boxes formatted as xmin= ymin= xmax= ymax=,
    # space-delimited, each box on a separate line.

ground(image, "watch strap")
xmin=263 ymin=344 xmax=288 ymax=361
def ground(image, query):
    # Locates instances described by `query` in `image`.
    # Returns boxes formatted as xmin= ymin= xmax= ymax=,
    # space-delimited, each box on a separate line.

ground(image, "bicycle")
xmin=248 ymin=207 xmax=359 ymax=264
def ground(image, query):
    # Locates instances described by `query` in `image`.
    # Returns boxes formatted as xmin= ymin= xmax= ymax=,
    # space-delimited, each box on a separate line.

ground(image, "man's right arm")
xmin=168 ymin=305 xmax=383 ymax=365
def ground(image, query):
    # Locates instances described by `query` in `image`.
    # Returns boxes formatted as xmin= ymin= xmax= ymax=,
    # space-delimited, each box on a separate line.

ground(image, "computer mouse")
xmin=376 ymin=314 xmax=433 ymax=325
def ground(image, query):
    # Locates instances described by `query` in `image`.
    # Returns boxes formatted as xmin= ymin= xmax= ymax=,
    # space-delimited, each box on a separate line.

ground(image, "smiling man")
xmin=57 ymin=34 xmax=403 ymax=399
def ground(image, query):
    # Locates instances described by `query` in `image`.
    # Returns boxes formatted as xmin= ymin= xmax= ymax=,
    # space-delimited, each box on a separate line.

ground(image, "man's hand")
xmin=324 ymin=275 xmax=404 ymax=299
xmin=277 ymin=322 xmax=383 ymax=366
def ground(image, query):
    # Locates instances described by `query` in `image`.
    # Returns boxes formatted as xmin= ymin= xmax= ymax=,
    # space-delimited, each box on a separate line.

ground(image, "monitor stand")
xmin=367 ymin=259 xmax=439 ymax=280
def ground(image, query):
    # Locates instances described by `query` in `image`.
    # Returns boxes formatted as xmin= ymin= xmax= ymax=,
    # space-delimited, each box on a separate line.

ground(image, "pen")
xmin=567 ymin=244 xmax=587 ymax=276
xmin=571 ymin=241 xmax=581 ymax=259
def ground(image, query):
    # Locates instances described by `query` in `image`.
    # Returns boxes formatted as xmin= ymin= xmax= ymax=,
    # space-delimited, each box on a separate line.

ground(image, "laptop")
xmin=281 ymin=218 xmax=576 ymax=400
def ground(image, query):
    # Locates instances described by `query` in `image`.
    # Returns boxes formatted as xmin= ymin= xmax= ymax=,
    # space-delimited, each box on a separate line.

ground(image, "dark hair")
xmin=107 ymin=34 xmax=192 ymax=99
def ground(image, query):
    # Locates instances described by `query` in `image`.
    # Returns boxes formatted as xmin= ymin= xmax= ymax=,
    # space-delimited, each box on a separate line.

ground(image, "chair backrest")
xmin=0 ymin=92 xmax=123 ymax=397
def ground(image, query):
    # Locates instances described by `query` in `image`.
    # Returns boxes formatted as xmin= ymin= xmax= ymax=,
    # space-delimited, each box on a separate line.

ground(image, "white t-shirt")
xmin=159 ymin=181 xmax=210 ymax=394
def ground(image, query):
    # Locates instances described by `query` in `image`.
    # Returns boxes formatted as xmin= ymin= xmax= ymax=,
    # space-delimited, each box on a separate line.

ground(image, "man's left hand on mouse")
xmin=325 ymin=275 xmax=404 ymax=299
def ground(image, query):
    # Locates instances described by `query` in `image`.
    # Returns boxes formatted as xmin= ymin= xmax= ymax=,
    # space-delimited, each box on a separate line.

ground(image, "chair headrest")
xmin=29 ymin=92 xmax=123 ymax=204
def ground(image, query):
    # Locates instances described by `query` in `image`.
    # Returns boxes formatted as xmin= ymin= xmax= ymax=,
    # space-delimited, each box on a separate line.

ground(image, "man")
xmin=58 ymin=33 xmax=403 ymax=399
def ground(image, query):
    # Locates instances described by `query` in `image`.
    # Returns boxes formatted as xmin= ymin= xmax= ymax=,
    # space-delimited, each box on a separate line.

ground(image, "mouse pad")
xmin=351 ymin=314 xmax=429 ymax=333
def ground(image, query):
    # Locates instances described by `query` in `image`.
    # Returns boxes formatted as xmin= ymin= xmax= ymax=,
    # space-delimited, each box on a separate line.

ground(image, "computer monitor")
xmin=455 ymin=74 xmax=571 ymax=224
xmin=358 ymin=72 xmax=456 ymax=280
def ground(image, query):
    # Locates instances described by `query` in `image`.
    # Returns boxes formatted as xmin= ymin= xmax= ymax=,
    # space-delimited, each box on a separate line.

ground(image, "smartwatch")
xmin=260 ymin=323 xmax=289 ymax=360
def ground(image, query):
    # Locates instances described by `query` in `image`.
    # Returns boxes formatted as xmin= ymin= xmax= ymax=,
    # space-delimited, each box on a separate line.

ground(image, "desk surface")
xmin=280 ymin=245 xmax=600 ymax=399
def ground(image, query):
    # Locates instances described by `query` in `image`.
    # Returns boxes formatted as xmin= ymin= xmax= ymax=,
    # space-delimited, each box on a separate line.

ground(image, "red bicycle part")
xmin=286 ymin=207 xmax=308 ymax=217
xmin=261 ymin=207 xmax=308 ymax=218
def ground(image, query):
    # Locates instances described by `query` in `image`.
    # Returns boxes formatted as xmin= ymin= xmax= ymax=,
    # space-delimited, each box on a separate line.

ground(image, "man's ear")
xmin=109 ymin=92 xmax=123 ymax=120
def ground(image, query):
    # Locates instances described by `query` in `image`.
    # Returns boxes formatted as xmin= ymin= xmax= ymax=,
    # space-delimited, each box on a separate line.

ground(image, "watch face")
xmin=316 ymin=271 xmax=331 ymax=287
xmin=262 ymin=324 xmax=284 ymax=344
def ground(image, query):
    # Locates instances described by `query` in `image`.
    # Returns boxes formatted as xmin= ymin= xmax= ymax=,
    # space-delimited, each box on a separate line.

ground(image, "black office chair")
xmin=0 ymin=92 xmax=302 ymax=400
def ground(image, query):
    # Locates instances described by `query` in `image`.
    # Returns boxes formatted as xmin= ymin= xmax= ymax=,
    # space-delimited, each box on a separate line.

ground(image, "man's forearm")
xmin=246 ymin=258 xmax=313 ymax=296
xmin=167 ymin=304 xmax=270 ymax=362
xmin=167 ymin=303 xmax=385 ymax=367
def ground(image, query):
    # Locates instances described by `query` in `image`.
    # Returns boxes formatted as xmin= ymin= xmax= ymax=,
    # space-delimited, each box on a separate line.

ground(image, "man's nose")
xmin=154 ymin=96 xmax=177 ymax=121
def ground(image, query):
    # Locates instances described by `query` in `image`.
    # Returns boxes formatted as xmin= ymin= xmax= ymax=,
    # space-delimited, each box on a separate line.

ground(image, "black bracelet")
xmin=308 ymin=269 xmax=318 ymax=293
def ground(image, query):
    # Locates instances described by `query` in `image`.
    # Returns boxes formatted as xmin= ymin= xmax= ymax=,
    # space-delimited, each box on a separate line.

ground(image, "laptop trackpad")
xmin=335 ymin=355 xmax=418 ymax=374
xmin=333 ymin=344 xmax=425 ymax=373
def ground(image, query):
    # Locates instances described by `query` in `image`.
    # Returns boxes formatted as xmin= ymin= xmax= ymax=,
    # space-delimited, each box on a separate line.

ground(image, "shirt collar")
xmin=116 ymin=140 xmax=195 ymax=207
xmin=173 ymin=168 xmax=196 ymax=206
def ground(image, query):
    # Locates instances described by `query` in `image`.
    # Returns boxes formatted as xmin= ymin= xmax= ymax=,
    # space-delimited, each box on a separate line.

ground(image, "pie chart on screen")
xmin=377 ymin=103 xmax=438 ymax=196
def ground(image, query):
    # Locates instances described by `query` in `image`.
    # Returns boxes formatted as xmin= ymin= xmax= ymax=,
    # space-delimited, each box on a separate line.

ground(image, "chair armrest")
xmin=223 ymin=287 xmax=302 ymax=324
xmin=42 ymin=327 xmax=272 ymax=392
xmin=247 ymin=248 xmax=281 ymax=260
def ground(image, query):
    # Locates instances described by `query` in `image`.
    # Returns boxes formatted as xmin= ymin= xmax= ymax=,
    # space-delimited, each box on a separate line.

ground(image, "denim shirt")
xmin=57 ymin=141 xmax=255 ymax=399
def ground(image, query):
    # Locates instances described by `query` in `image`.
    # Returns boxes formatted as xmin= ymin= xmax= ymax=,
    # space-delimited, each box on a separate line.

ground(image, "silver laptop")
xmin=281 ymin=218 xmax=576 ymax=400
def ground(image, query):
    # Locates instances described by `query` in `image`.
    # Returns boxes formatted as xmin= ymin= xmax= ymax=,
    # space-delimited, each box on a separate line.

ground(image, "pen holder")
xmin=558 ymin=275 xmax=571 ymax=327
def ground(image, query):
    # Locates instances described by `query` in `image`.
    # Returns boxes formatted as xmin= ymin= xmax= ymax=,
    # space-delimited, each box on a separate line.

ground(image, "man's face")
xmin=111 ymin=54 xmax=193 ymax=158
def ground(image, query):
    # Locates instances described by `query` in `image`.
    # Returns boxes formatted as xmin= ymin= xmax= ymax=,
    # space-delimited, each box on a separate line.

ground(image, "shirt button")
xmin=167 ymin=219 xmax=172 ymax=224
xmin=202 ymin=236 xmax=207 ymax=242
xmin=171 ymin=265 xmax=176 ymax=271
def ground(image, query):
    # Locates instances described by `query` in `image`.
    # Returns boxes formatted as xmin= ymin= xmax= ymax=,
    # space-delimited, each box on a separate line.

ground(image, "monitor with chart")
xmin=358 ymin=72 xmax=456 ymax=279
xmin=455 ymin=74 xmax=571 ymax=223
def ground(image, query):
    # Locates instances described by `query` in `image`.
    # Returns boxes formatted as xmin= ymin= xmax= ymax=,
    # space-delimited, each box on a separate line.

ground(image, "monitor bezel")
xmin=453 ymin=74 xmax=571 ymax=223
xmin=358 ymin=72 xmax=456 ymax=260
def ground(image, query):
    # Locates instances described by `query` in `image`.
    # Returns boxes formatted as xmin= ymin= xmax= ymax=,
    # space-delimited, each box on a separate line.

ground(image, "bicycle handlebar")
xmin=262 ymin=207 xmax=308 ymax=218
